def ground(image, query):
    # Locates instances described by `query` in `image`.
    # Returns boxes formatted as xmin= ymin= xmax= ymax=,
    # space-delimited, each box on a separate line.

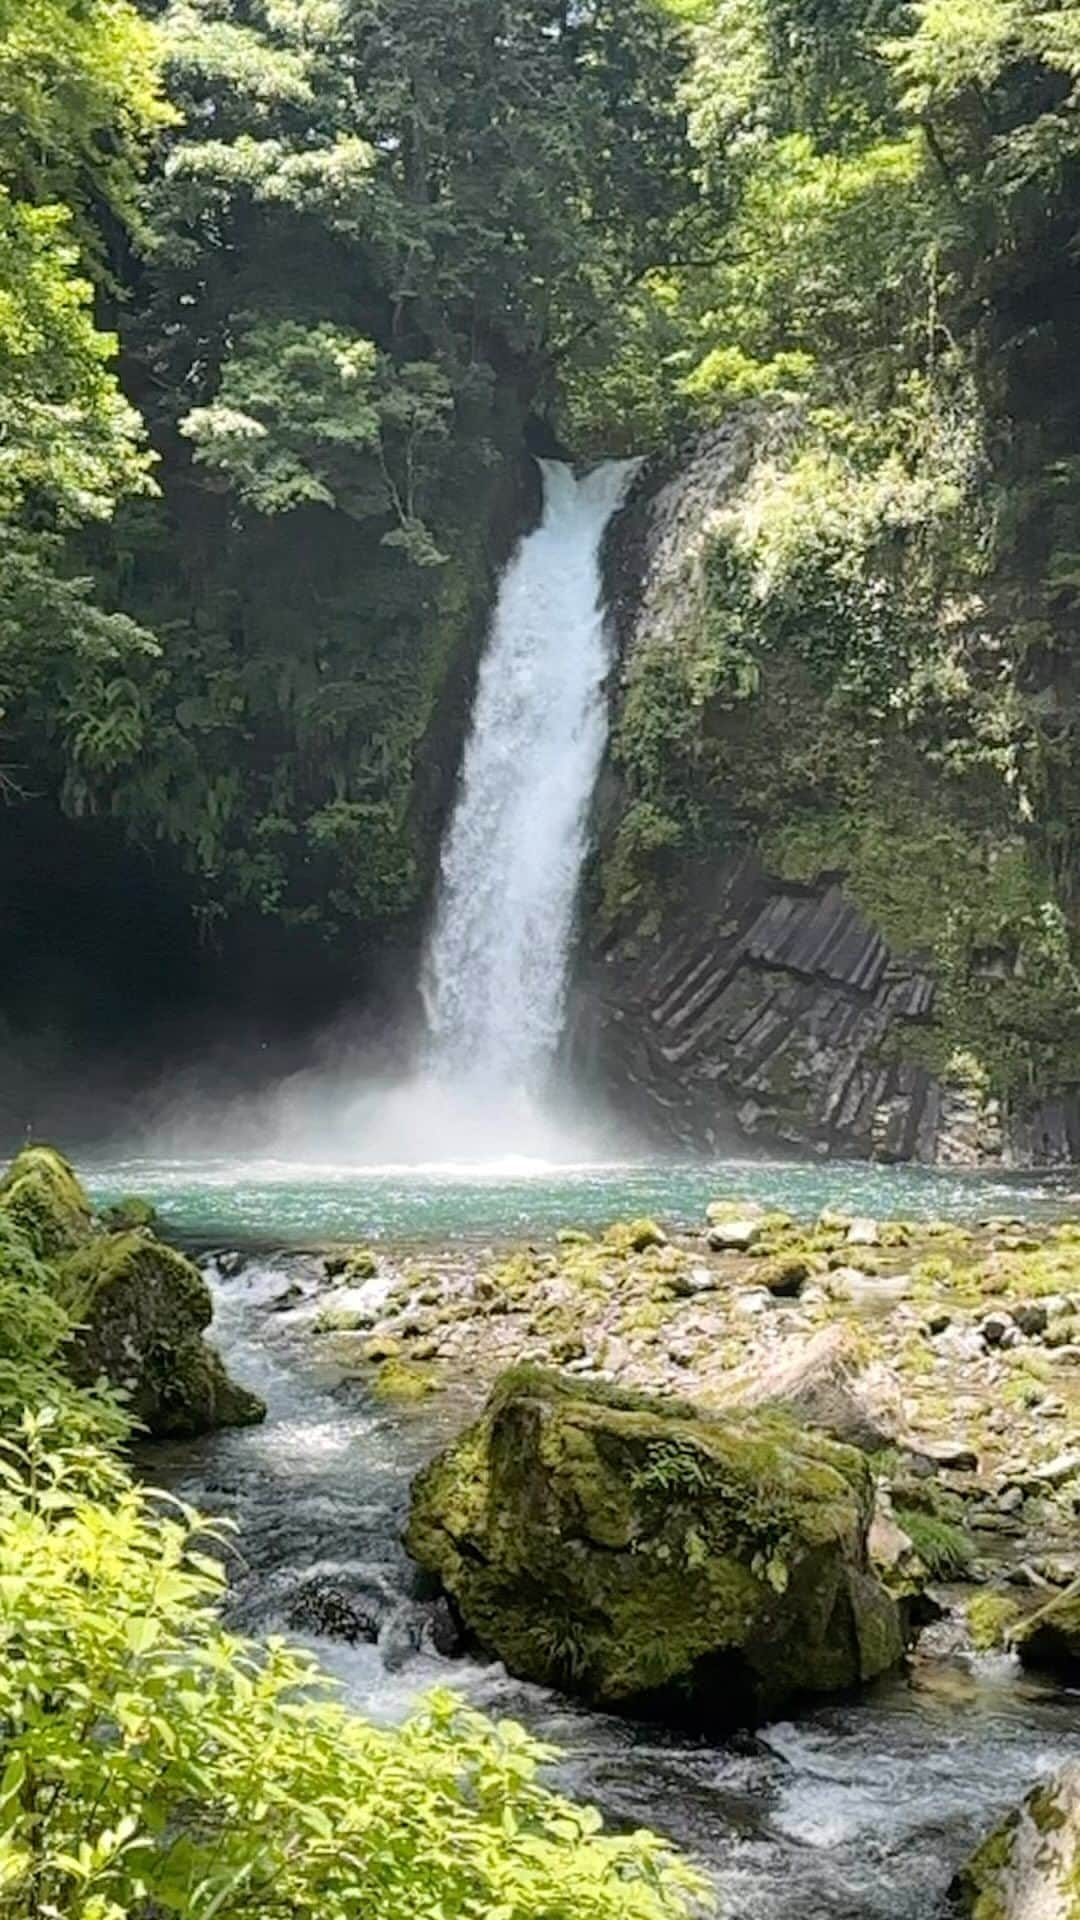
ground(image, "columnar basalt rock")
xmin=577 ymin=421 xmax=1080 ymax=1167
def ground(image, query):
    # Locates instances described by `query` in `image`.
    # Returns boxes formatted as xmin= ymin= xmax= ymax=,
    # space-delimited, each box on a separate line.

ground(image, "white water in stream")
xmin=152 ymin=1256 xmax=1080 ymax=1920
xmin=425 ymin=458 xmax=638 ymax=1094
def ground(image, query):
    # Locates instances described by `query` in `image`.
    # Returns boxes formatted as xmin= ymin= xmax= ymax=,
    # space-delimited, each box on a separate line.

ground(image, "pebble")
xmin=980 ymin=1312 xmax=1013 ymax=1348
xmin=1012 ymin=1302 xmax=1049 ymax=1338
xmin=731 ymin=1289 xmax=772 ymax=1318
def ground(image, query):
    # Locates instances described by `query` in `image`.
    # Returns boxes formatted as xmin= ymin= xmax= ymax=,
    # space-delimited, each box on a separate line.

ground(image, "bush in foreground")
xmin=0 ymin=1415 xmax=709 ymax=1920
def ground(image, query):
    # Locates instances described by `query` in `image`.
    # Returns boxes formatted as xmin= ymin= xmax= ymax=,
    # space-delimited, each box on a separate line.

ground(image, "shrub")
xmin=0 ymin=1215 xmax=127 ymax=1447
xmin=895 ymin=1505 xmax=975 ymax=1580
xmin=0 ymin=1417 xmax=709 ymax=1920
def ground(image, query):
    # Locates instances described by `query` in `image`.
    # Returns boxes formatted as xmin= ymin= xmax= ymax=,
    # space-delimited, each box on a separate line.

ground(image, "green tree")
xmin=0 ymin=0 xmax=166 ymax=799
xmin=47 ymin=0 xmax=695 ymax=937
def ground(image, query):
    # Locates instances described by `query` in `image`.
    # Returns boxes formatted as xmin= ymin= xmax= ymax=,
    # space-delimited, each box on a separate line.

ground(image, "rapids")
xmin=122 ymin=1182 xmax=1080 ymax=1920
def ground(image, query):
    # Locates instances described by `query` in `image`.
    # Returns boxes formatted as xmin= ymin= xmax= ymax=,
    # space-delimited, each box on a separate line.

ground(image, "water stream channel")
xmin=100 ymin=1155 xmax=1080 ymax=1920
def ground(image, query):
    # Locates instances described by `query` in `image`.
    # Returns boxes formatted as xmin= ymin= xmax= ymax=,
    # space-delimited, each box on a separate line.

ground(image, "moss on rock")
xmin=59 ymin=1230 xmax=265 ymax=1439
xmin=0 ymin=1146 xmax=94 ymax=1258
xmin=371 ymin=1358 xmax=442 ymax=1403
xmin=101 ymin=1195 xmax=158 ymax=1232
xmin=951 ymin=1764 xmax=1080 ymax=1918
xmin=0 ymin=1144 xmax=265 ymax=1442
xmin=406 ymin=1365 xmax=905 ymax=1728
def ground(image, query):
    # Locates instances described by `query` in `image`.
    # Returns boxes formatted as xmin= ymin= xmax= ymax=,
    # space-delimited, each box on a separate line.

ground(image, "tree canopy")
xmin=5 ymin=0 xmax=1080 ymax=1099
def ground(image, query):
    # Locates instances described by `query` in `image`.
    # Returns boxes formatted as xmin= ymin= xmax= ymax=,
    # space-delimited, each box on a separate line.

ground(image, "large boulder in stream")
xmin=0 ymin=1146 xmax=265 ymax=1438
xmin=406 ymin=1367 xmax=905 ymax=1727
xmin=951 ymin=1764 xmax=1080 ymax=1918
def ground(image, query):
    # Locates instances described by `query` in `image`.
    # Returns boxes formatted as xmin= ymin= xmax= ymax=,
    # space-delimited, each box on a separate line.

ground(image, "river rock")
xmin=1014 ymin=1579 xmax=1080 ymax=1675
xmin=61 ymin=1231 xmax=266 ymax=1437
xmin=826 ymin=1265 xmax=911 ymax=1306
xmin=0 ymin=1145 xmax=265 ymax=1439
xmin=723 ymin=1322 xmax=907 ymax=1452
xmin=756 ymin=1254 xmax=812 ymax=1298
xmin=951 ymin=1763 xmax=1080 ymax=1917
xmin=406 ymin=1367 xmax=905 ymax=1727
xmin=846 ymin=1218 xmax=881 ymax=1248
xmin=706 ymin=1206 xmax=765 ymax=1251
xmin=0 ymin=1144 xmax=94 ymax=1256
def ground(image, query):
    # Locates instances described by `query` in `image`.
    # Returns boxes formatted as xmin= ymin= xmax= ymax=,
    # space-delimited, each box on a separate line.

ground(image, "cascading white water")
xmin=425 ymin=459 xmax=638 ymax=1096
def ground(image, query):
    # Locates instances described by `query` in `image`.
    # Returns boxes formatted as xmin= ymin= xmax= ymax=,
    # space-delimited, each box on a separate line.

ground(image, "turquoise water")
xmin=85 ymin=1152 xmax=1080 ymax=1247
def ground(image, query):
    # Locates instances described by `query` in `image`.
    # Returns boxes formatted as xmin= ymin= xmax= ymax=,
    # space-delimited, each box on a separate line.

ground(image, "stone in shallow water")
xmin=707 ymin=1216 xmax=765 ymax=1252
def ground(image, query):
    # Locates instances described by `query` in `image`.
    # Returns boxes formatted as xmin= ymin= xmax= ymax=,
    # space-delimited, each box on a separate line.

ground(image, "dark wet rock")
xmin=1013 ymin=1301 xmax=1050 ymax=1338
xmin=1015 ymin=1579 xmax=1080 ymax=1674
xmin=981 ymin=1311 xmax=1015 ymax=1348
xmin=287 ymin=1575 xmax=384 ymax=1645
xmin=407 ymin=1366 xmax=905 ymax=1728
xmin=270 ymin=1283 xmax=305 ymax=1312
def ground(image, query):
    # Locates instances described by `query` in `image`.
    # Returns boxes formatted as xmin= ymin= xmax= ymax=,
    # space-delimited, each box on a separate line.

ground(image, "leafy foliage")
xmin=0 ymin=1150 xmax=707 ymax=1918
xmin=591 ymin=0 xmax=1080 ymax=1111
xmin=0 ymin=0 xmax=692 ymax=936
xmin=0 ymin=1422 xmax=706 ymax=1920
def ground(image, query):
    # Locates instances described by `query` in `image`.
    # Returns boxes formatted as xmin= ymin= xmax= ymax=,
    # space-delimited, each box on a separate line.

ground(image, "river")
xmin=93 ymin=1153 xmax=1080 ymax=1920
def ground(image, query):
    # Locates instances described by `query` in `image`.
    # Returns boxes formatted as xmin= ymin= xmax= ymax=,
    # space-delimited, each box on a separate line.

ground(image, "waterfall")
xmin=425 ymin=458 xmax=638 ymax=1098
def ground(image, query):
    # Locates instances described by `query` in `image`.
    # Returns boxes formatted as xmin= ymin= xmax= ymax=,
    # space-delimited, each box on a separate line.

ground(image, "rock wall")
xmin=571 ymin=851 xmax=948 ymax=1159
xmin=573 ymin=422 xmax=1080 ymax=1166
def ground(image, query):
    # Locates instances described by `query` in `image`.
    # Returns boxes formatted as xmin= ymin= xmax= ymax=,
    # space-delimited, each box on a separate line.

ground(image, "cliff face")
xmin=574 ymin=418 xmax=1080 ymax=1167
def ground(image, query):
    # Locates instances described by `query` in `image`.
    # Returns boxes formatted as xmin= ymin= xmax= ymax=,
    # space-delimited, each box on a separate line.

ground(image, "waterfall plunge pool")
xmin=86 ymin=1150 xmax=1080 ymax=1249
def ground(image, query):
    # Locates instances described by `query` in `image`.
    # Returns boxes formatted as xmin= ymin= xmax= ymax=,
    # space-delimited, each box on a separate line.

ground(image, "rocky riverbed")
xmin=296 ymin=1200 xmax=1080 ymax=1650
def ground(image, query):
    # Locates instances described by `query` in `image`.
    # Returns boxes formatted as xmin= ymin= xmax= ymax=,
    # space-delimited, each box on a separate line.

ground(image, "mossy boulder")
xmin=951 ymin=1764 xmax=1080 ymax=1918
xmin=325 ymin=1245 xmax=378 ymax=1282
xmin=1014 ymin=1580 xmax=1080 ymax=1676
xmin=0 ymin=1147 xmax=94 ymax=1257
xmin=59 ymin=1232 xmax=266 ymax=1439
xmin=101 ymin=1195 xmax=158 ymax=1232
xmin=602 ymin=1219 xmax=668 ymax=1256
xmin=406 ymin=1367 xmax=905 ymax=1728
xmin=0 ymin=1146 xmax=264 ymax=1441
xmin=371 ymin=1358 xmax=442 ymax=1403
